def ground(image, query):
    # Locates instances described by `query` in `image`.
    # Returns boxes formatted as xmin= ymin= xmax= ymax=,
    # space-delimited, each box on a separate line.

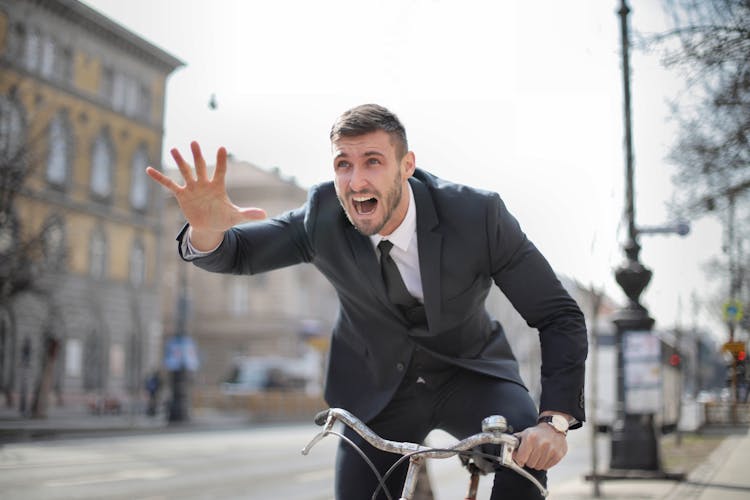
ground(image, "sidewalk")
xmin=552 ymin=426 xmax=750 ymax=499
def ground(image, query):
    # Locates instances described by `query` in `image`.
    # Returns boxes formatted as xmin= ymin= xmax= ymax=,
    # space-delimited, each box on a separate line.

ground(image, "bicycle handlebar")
xmin=302 ymin=407 xmax=548 ymax=498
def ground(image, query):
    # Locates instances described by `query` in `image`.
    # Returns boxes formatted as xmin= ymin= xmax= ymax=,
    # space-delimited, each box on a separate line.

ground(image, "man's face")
xmin=332 ymin=130 xmax=415 ymax=236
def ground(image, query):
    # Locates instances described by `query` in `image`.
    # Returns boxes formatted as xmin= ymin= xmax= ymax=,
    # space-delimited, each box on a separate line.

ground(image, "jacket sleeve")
xmin=176 ymin=203 xmax=314 ymax=276
xmin=486 ymin=193 xmax=588 ymax=425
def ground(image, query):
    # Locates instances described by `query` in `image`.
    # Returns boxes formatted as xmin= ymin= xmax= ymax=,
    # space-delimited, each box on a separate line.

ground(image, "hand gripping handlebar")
xmin=302 ymin=408 xmax=548 ymax=498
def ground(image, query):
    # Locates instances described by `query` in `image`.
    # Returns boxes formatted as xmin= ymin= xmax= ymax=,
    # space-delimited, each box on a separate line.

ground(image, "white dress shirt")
xmin=369 ymin=184 xmax=423 ymax=303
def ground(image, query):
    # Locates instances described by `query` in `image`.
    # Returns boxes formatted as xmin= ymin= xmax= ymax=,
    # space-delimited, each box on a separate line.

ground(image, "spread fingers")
xmin=191 ymin=141 xmax=208 ymax=180
xmin=146 ymin=166 xmax=181 ymax=193
xmin=171 ymin=147 xmax=196 ymax=183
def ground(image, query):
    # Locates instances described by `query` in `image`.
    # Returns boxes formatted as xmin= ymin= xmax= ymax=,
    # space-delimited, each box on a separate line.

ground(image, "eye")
xmin=335 ymin=160 xmax=351 ymax=169
xmin=367 ymin=157 xmax=381 ymax=166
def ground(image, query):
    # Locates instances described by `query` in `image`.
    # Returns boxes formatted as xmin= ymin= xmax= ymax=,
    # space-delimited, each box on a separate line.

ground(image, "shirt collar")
xmin=370 ymin=183 xmax=416 ymax=252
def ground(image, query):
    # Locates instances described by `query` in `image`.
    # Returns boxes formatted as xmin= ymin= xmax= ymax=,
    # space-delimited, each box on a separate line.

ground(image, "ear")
xmin=401 ymin=151 xmax=416 ymax=179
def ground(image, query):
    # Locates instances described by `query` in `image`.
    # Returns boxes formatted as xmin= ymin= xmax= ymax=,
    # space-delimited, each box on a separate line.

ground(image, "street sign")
xmin=722 ymin=341 xmax=746 ymax=355
xmin=723 ymin=300 xmax=744 ymax=323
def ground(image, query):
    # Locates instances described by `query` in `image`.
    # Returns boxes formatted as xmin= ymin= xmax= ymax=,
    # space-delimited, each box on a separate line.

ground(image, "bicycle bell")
xmin=481 ymin=415 xmax=508 ymax=433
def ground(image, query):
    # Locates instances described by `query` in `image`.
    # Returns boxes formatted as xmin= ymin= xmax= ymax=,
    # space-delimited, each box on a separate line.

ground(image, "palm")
xmin=146 ymin=142 xmax=266 ymax=235
xmin=174 ymin=177 xmax=239 ymax=233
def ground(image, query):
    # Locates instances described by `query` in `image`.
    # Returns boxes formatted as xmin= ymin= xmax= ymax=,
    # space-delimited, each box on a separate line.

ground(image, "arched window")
xmin=0 ymin=95 xmax=25 ymax=165
xmin=42 ymin=215 xmax=66 ymax=271
xmin=129 ymin=145 xmax=150 ymax=210
xmin=24 ymin=27 xmax=40 ymax=72
xmin=46 ymin=111 xmax=72 ymax=186
xmin=129 ymin=238 xmax=145 ymax=287
xmin=90 ymin=131 xmax=114 ymax=199
xmin=40 ymin=36 xmax=56 ymax=78
xmin=89 ymin=226 xmax=107 ymax=280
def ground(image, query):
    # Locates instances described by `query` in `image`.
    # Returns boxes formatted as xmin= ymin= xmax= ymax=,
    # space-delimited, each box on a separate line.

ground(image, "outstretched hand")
xmin=146 ymin=141 xmax=267 ymax=251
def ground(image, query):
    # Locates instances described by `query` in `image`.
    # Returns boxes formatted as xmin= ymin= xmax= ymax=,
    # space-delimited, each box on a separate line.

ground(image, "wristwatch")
xmin=538 ymin=414 xmax=569 ymax=435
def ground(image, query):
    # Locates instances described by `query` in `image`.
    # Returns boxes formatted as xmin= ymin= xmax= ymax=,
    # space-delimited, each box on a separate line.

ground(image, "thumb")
xmin=237 ymin=207 xmax=267 ymax=221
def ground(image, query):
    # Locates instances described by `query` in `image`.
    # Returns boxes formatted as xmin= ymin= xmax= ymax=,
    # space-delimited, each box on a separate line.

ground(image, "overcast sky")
xmin=81 ymin=0 xmax=726 ymax=337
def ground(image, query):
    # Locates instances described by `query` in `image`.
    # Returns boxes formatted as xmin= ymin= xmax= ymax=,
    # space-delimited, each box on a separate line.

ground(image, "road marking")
xmin=44 ymin=467 xmax=176 ymax=487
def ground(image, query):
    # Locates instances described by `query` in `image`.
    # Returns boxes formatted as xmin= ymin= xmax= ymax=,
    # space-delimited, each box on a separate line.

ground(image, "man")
xmin=146 ymin=104 xmax=587 ymax=499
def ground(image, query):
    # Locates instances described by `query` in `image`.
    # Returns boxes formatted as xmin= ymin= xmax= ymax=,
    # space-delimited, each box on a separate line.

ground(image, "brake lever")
xmin=301 ymin=410 xmax=335 ymax=455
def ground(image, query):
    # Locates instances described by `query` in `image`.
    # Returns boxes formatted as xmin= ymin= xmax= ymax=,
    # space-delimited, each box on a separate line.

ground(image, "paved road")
xmin=0 ymin=422 xmax=597 ymax=499
xmin=0 ymin=424 xmax=337 ymax=500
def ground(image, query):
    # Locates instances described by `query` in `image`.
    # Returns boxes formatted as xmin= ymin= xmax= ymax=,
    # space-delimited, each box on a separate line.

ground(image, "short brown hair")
xmin=329 ymin=104 xmax=408 ymax=158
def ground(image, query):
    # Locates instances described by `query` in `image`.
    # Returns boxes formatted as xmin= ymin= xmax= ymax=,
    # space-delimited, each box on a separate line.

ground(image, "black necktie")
xmin=378 ymin=240 xmax=425 ymax=325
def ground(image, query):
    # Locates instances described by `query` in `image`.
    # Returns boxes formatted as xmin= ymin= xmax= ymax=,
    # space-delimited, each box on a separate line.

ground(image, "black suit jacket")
xmin=180 ymin=169 xmax=588 ymax=425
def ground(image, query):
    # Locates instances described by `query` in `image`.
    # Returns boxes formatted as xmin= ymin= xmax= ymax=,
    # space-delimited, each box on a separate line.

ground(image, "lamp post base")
xmin=610 ymin=413 xmax=661 ymax=470
xmin=168 ymin=368 xmax=190 ymax=423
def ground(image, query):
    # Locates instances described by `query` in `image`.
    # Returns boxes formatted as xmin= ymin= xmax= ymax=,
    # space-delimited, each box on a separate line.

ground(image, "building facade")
xmin=0 ymin=0 xmax=181 ymax=414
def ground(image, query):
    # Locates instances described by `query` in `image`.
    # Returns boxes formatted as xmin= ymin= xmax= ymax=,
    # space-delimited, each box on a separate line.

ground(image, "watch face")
xmin=550 ymin=415 xmax=569 ymax=432
xmin=540 ymin=415 xmax=569 ymax=433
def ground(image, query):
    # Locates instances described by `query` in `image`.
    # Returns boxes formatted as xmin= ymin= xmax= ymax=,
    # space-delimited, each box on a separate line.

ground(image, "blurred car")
xmin=695 ymin=390 xmax=718 ymax=404
xmin=220 ymin=349 xmax=321 ymax=395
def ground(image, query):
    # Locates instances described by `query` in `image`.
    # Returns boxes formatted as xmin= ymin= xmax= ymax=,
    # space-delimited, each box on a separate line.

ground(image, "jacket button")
xmin=396 ymin=362 xmax=405 ymax=371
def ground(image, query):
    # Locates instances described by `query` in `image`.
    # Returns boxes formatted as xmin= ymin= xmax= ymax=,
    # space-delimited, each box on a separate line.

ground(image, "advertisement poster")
xmin=623 ymin=330 xmax=661 ymax=413
xmin=164 ymin=336 xmax=200 ymax=372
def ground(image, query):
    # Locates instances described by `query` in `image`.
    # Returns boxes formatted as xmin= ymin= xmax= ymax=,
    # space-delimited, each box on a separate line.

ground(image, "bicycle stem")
xmin=399 ymin=456 xmax=424 ymax=500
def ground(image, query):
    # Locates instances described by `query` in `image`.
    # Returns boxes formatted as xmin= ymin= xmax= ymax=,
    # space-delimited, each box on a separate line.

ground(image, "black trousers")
xmin=335 ymin=352 xmax=546 ymax=499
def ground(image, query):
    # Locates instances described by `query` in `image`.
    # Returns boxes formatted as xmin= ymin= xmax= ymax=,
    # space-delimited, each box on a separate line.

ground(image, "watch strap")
xmin=537 ymin=415 xmax=569 ymax=435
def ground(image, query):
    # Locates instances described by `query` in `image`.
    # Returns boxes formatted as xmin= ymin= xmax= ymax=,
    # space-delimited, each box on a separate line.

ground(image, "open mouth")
xmin=353 ymin=196 xmax=378 ymax=215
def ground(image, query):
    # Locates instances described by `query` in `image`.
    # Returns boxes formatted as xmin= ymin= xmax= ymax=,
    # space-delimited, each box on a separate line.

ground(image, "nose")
xmin=348 ymin=165 xmax=369 ymax=192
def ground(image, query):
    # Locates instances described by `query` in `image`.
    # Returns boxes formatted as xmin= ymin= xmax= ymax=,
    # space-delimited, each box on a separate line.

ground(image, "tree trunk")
xmin=31 ymin=337 xmax=59 ymax=419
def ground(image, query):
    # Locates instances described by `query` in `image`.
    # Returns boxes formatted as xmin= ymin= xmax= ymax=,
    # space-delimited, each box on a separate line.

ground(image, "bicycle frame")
xmin=301 ymin=407 xmax=549 ymax=500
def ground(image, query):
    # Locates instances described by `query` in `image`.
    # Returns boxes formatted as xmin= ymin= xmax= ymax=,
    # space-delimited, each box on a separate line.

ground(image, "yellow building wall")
xmin=2 ymin=56 xmax=164 ymax=287
xmin=73 ymin=51 xmax=100 ymax=95
xmin=12 ymin=195 xmax=156 ymax=283
xmin=0 ymin=10 xmax=8 ymax=55
xmin=150 ymin=75 xmax=165 ymax=126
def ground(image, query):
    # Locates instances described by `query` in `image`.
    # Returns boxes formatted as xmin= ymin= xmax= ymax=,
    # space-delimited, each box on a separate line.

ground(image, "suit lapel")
xmin=411 ymin=177 xmax=442 ymax=330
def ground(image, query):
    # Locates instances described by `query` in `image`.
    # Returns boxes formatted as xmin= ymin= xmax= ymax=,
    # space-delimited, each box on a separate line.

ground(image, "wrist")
xmin=188 ymin=226 xmax=224 ymax=253
xmin=537 ymin=414 xmax=569 ymax=435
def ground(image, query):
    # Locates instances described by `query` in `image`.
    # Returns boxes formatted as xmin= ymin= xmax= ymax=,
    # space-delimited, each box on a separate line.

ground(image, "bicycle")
xmin=301 ymin=407 xmax=549 ymax=500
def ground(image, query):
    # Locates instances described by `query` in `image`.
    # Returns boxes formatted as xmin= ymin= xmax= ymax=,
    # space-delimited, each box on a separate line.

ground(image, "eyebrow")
xmin=334 ymin=150 xmax=385 ymax=159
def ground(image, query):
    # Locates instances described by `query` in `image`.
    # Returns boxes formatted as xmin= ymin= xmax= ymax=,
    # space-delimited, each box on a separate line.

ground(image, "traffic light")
xmin=737 ymin=351 xmax=748 ymax=381
xmin=669 ymin=353 xmax=681 ymax=367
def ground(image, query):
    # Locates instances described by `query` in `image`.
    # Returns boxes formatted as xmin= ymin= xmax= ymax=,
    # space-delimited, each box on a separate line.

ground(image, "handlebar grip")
xmin=313 ymin=409 xmax=330 ymax=426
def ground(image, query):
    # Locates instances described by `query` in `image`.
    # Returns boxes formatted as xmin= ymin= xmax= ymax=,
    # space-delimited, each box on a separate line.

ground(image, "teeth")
xmin=353 ymin=196 xmax=374 ymax=202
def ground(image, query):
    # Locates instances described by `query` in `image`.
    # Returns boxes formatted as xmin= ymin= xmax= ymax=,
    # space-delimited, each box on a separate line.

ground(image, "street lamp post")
xmin=606 ymin=0 xmax=684 ymax=478
xmin=166 ymin=263 xmax=198 ymax=423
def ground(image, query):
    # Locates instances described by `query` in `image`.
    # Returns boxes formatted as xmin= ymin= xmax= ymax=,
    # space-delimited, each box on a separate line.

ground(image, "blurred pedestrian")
xmin=145 ymin=370 xmax=162 ymax=416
